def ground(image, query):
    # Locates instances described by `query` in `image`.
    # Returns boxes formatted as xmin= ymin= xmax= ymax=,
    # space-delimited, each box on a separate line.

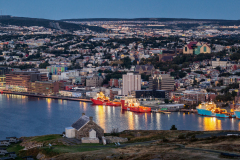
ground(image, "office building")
xmin=29 ymin=81 xmax=64 ymax=95
xmin=149 ymin=74 xmax=175 ymax=91
xmin=5 ymin=71 xmax=48 ymax=91
xmin=131 ymin=90 xmax=168 ymax=99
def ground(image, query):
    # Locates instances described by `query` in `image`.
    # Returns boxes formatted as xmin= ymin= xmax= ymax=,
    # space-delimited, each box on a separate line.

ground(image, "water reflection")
xmin=203 ymin=117 xmax=222 ymax=130
xmin=83 ymin=102 xmax=87 ymax=111
xmin=96 ymin=105 xmax=106 ymax=131
xmin=47 ymin=98 xmax=51 ymax=113
xmin=1 ymin=94 xmax=240 ymax=140
xmin=128 ymin=112 xmax=134 ymax=130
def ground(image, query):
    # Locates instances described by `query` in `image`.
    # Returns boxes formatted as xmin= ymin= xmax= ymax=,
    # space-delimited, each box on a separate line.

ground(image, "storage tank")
xmin=65 ymin=127 xmax=76 ymax=138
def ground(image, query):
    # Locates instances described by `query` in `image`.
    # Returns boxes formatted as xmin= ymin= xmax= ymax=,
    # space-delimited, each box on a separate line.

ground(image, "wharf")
xmin=0 ymin=90 xmax=92 ymax=102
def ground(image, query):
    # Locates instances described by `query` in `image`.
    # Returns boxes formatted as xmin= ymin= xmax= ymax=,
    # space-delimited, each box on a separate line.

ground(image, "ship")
xmin=197 ymin=102 xmax=233 ymax=118
xmin=234 ymin=104 xmax=240 ymax=119
xmin=91 ymin=92 xmax=121 ymax=106
xmin=121 ymin=97 xmax=151 ymax=113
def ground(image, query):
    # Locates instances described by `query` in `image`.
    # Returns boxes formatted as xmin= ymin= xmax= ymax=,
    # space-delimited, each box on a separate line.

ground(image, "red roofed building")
xmin=183 ymin=42 xmax=211 ymax=55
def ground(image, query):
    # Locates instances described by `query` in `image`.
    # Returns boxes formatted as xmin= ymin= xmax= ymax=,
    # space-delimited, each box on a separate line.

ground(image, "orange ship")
xmin=121 ymin=97 xmax=151 ymax=113
xmin=91 ymin=92 xmax=121 ymax=106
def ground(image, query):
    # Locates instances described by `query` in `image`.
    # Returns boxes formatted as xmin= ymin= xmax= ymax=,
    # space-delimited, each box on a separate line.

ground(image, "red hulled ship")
xmin=91 ymin=92 xmax=121 ymax=106
xmin=121 ymin=97 xmax=151 ymax=113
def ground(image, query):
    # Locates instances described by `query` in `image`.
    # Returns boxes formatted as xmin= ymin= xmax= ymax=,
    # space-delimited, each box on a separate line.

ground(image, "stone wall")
xmin=75 ymin=121 xmax=104 ymax=140
xmin=105 ymin=136 xmax=128 ymax=143
xmin=81 ymin=137 xmax=99 ymax=143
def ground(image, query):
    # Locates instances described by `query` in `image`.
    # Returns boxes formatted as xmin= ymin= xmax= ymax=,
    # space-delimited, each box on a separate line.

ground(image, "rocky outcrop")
xmin=20 ymin=141 xmax=43 ymax=150
xmin=105 ymin=136 xmax=128 ymax=143
xmin=36 ymin=153 xmax=56 ymax=160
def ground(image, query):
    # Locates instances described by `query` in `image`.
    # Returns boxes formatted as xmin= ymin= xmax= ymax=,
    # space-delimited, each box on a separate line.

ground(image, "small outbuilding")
xmin=65 ymin=127 xmax=75 ymax=138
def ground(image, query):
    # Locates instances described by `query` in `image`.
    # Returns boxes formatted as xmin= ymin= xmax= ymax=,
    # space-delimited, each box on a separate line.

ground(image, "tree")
xmin=164 ymin=99 xmax=169 ymax=104
xmin=170 ymin=125 xmax=177 ymax=130
xmin=230 ymin=52 xmax=240 ymax=61
xmin=39 ymin=61 xmax=50 ymax=69
xmin=141 ymin=73 xmax=150 ymax=81
xmin=215 ymin=66 xmax=221 ymax=71
xmin=121 ymin=57 xmax=132 ymax=69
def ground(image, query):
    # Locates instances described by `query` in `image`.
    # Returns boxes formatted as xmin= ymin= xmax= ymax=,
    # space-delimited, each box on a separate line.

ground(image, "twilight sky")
xmin=0 ymin=0 xmax=239 ymax=20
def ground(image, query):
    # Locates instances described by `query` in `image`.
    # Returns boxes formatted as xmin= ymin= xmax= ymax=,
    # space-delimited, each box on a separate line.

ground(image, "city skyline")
xmin=0 ymin=0 xmax=240 ymax=20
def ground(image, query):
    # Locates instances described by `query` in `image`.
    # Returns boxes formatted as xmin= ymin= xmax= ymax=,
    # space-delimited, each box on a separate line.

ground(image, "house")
xmin=0 ymin=148 xmax=8 ymax=155
xmin=65 ymin=113 xmax=104 ymax=141
xmin=0 ymin=140 xmax=10 ymax=147
xmin=183 ymin=42 xmax=211 ymax=55
xmin=6 ymin=137 xmax=19 ymax=143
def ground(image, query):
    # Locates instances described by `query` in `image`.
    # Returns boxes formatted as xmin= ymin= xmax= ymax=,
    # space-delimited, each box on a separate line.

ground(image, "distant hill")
xmin=62 ymin=18 xmax=240 ymax=26
xmin=0 ymin=16 xmax=107 ymax=32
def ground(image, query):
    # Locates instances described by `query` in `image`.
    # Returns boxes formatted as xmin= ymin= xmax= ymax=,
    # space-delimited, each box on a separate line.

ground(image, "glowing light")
xmin=203 ymin=117 xmax=222 ymax=130
xmin=128 ymin=112 xmax=134 ymax=130
xmin=83 ymin=102 xmax=87 ymax=111
xmin=97 ymin=105 xmax=106 ymax=131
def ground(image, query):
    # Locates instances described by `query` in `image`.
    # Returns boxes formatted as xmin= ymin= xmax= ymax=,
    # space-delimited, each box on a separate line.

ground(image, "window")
xmin=185 ymin=47 xmax=188 ymax=52
xmin=204 ymin=46 xmax=207 ymax=52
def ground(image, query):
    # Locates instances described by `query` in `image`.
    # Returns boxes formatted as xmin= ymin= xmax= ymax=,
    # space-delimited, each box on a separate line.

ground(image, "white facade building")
xmin=122 ymin=73 xmax=141 ymax=95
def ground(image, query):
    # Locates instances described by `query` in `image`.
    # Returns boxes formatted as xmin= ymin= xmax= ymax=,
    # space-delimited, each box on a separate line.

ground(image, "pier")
xmin=0 ymin=90 xmax=92 ymax=102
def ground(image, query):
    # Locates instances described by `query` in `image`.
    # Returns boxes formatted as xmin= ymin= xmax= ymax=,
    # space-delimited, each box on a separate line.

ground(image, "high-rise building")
xmin=122 ymin=73 xmax=141 ymax=95
xmin=149 ymin=74 xmax=174 ymax=91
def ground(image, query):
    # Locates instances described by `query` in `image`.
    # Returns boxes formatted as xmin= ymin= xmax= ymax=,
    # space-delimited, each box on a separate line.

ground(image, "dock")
xmin=0 ymin=91 xmax=92 ymax=102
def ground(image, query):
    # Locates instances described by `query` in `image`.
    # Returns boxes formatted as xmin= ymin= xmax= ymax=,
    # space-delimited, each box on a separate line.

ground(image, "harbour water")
xmin=0 ymin=94 xmax=240 ymax=139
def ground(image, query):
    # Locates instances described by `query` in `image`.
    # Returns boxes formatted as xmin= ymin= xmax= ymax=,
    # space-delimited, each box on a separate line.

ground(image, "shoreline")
xmin=0 ymin=90 xmax=92 ymax=102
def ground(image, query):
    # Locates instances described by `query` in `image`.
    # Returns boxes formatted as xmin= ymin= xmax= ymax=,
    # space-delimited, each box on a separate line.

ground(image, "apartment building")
xmin=122 ymin=73 xmax=141 ymax=95
xmin=149 ymin=74 xmax=175 ymax=91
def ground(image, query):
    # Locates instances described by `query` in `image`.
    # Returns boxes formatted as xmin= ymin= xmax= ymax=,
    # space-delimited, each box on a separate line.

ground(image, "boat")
xmin=121 ymin=97 xmax=151 ymax=113
xmin=234 ymin=107 xmax=240 ymax=119
xmin=91 ymin=92 xmax=121 ymax=106
xmin=163 ymin=112 xmax=171 ymax=114
xmin=197 ymin=102 xmax=231 ymax=118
